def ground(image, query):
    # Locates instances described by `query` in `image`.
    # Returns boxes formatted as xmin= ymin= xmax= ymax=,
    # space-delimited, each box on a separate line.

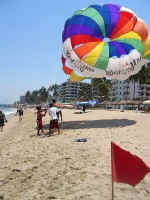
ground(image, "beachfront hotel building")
xmin=109 ymin=80 xmax=150 ymax=101
xmin=59 ymin=79 xmax=91 ymax=103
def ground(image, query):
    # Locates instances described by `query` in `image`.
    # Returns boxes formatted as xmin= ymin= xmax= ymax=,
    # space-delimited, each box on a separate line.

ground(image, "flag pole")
xmin=111 ymin=142 xmax=114 ymax=200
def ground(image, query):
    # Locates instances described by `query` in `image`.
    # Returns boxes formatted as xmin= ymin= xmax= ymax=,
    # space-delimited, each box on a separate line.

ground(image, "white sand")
xmin=0 ymin=108 xmax=150 ymax=200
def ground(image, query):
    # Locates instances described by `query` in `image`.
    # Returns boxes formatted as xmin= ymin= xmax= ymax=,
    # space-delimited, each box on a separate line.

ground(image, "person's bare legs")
xmin=19 ymin=115 xmax=22 ymax=121
xmin=48 ymin=125 xmax=54 ymax=136
xmin=0 ymin=126 xmax=3 ymax=132
xmin=37 ymin=121 xmax=40 ymax=136
xmin=57 ymin=125 xmax=60 ymax=135
xmin=37 ymin=129 xmax=40 ymax=136
xmin=41 ymin=128 xmax=44 ymax=135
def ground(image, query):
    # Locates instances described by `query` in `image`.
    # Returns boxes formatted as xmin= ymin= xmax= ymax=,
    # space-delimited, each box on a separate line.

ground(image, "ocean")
xmin=0 ymin=107 xmax=17 ymax=116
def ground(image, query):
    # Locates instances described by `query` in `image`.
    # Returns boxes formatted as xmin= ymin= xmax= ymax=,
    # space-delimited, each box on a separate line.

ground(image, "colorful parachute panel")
xmin=62 ymin=4 xmax=150 ymax=81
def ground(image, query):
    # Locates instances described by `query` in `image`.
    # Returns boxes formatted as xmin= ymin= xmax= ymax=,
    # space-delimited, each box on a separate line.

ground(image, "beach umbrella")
xmin=62 ymin=4 xmax=150 ymax=82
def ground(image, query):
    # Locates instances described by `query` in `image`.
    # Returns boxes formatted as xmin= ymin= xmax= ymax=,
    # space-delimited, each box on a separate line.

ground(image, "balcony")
xmin=139 ymin=87 xmax=145 ymax=90
xmin=123 ymin=92 xmax=130 ymax=96
xmin=138 ymin=93 xmax=145 ymax=96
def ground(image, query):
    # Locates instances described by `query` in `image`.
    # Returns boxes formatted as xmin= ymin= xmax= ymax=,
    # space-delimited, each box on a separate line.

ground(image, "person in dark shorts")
xmin=48 ymin=103 xmax=60 ymax=136
xmin=16 ymin=106 xmax=24 ymax=121
xmin=0 ymin=110 xmax=7 ymax=132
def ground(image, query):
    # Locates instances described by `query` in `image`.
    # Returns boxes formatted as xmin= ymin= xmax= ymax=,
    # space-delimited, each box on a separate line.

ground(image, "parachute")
xmin=62 ymin=4 xmax=150 ymax=81
xmin=143 ymin=35 xmax=150 ymax=60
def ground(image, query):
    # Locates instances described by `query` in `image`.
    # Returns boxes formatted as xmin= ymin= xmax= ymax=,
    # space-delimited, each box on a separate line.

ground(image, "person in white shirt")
xmin=48 ymin=103 xmax=60 ymax=136
xmin=52 ymin=99 xmax=62 ymax=122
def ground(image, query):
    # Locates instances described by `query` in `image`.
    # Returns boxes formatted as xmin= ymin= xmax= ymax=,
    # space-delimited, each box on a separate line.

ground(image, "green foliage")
xmin=24 ymin=83 xmax=61 ymax=104
xmin=39 ymin=87 xmax=48 ymax=102
xmin=25 ymin=91 xmax=32 ymax=104
xmin=78 ymin=85 xmax=91 ymax=101
xmin=25 ymin=87 xmax=49 ymax=104
xmin=91 ymin=78 xmax=112 ymax=100
xmin=48 ymin=84 xmax=59 ymax=97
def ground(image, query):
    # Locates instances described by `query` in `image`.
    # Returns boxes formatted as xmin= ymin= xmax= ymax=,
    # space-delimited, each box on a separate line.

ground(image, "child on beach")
xmin=48 ymin=103 xmax=60 ymax=136
xmin=0 ymin=110 xmax=7 ymax=132
xmin=36 ymin=106 xmax=47 ymax=136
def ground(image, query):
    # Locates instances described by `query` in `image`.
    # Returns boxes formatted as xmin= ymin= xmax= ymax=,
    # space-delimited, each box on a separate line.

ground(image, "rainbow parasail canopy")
xmin=62 ymin=4 xmax=150 ymax=81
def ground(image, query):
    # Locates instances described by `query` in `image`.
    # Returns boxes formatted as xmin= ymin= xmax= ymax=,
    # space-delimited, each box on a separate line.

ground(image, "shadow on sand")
xmin=43 ymin=119 xmax=136 ymax=130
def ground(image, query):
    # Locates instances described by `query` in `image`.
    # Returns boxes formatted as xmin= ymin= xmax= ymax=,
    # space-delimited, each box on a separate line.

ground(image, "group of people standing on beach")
xmin=16 ymin=106 xmax=24 ymax=121
xmin=0 ymin=100 xmax=62 ymax=136
xmin=36 ymin=99 xmax=62 ymax=136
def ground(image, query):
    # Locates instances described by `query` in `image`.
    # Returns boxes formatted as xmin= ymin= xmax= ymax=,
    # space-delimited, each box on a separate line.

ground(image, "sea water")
xmin=0 ymin=107 xmax=17 ymax=116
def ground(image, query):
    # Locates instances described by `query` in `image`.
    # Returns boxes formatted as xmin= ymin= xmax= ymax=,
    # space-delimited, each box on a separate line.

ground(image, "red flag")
xmin=111 ymin=142 xmax=150 ymax=186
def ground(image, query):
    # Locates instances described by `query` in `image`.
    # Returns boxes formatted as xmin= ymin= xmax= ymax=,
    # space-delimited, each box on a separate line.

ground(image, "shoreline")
xmin=1 ymin=108 xmax=17 ymax=117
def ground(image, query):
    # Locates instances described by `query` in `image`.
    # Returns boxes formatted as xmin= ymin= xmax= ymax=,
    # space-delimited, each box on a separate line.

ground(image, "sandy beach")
xmin=0 ymin=108 xmax=150 ymax=200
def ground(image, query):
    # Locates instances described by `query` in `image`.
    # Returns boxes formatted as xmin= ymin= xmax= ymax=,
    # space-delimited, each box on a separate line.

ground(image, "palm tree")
xmin=48 ymin=84 xmax=59 ymax=98
xmin=91 ymin=78 xmax=112 ymax=101
xmin=78 ymin=85 xmax=91 ymax=101
xmin=38 ymin=87 xmax=48 ymax=103
xmin=25 ymin=91 xmax=32 ymax=104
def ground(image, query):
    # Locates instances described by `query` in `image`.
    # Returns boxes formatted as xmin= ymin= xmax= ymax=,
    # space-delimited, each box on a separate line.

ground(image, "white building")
xmin=59 ymin=79 xmax=91 ymax=103
xmin=109 ymin=80 xmax=150 ymax=101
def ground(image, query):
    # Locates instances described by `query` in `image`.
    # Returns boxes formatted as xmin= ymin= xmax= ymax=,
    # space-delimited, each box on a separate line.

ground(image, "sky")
xmin=0 ymin=0 xmax=150 ymax=103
